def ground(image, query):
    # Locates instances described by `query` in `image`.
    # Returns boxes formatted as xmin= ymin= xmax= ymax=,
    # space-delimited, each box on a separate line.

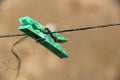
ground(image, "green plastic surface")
xmin=18 ymin=16 xmax=68 ymax=58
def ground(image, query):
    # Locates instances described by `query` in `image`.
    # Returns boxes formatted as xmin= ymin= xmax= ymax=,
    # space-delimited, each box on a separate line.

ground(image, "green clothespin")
xmin=18 ymin=16 xmax=68 ymax=58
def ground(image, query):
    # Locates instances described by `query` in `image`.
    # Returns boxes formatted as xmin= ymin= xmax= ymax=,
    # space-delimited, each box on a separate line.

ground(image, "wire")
xmin=11 ymin=36 xmax=28 ymax=80
xmin=0 ymin=34 xmax=26 ymax=38
xmin=0 ymin=23 xmax=120 ymax=38
xmin=51 ymin=23 xmax=120 ymax=33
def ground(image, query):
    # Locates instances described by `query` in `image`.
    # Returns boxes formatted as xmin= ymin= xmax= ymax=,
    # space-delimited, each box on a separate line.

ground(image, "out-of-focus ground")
xmin=0 ymin=0 xmax=120 ymax=80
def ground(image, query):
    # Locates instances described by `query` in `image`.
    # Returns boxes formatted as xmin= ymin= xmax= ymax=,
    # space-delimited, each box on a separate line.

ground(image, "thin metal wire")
xmin=51 ymin=23 xmax=120 ymax=33
xmin=11 ymin=36 xmax=28 ymax=80
xmin=0 ymin=23 xmax=120 ymax=38
xmin=0 ymin=34 xmax=26 ymax=38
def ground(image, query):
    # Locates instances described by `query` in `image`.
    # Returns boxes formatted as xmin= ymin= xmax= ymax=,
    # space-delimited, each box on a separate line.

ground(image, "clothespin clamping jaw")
xmin=18 ymin=16 xmax=68 ymax=58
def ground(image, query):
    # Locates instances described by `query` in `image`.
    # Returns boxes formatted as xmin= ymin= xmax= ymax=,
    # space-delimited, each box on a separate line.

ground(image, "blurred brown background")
xmin=0 ymin=0 xmax=120 ymax=80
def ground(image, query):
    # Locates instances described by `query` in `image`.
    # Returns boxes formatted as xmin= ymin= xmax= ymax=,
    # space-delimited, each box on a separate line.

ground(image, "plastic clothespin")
xmin=18 ymin=16 xmax=68 ymax=58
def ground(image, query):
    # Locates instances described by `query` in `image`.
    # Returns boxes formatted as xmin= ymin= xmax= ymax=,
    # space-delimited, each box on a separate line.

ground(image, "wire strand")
xmin=11 ymin=36 xmax=28 ymax=80
xmin=0 ymin=34 xmax=26 ymax=38
xmin=0 ymin=23 xmax=120 ymax=38
xmin=51 ymin=23 xmax=120 ymax=33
